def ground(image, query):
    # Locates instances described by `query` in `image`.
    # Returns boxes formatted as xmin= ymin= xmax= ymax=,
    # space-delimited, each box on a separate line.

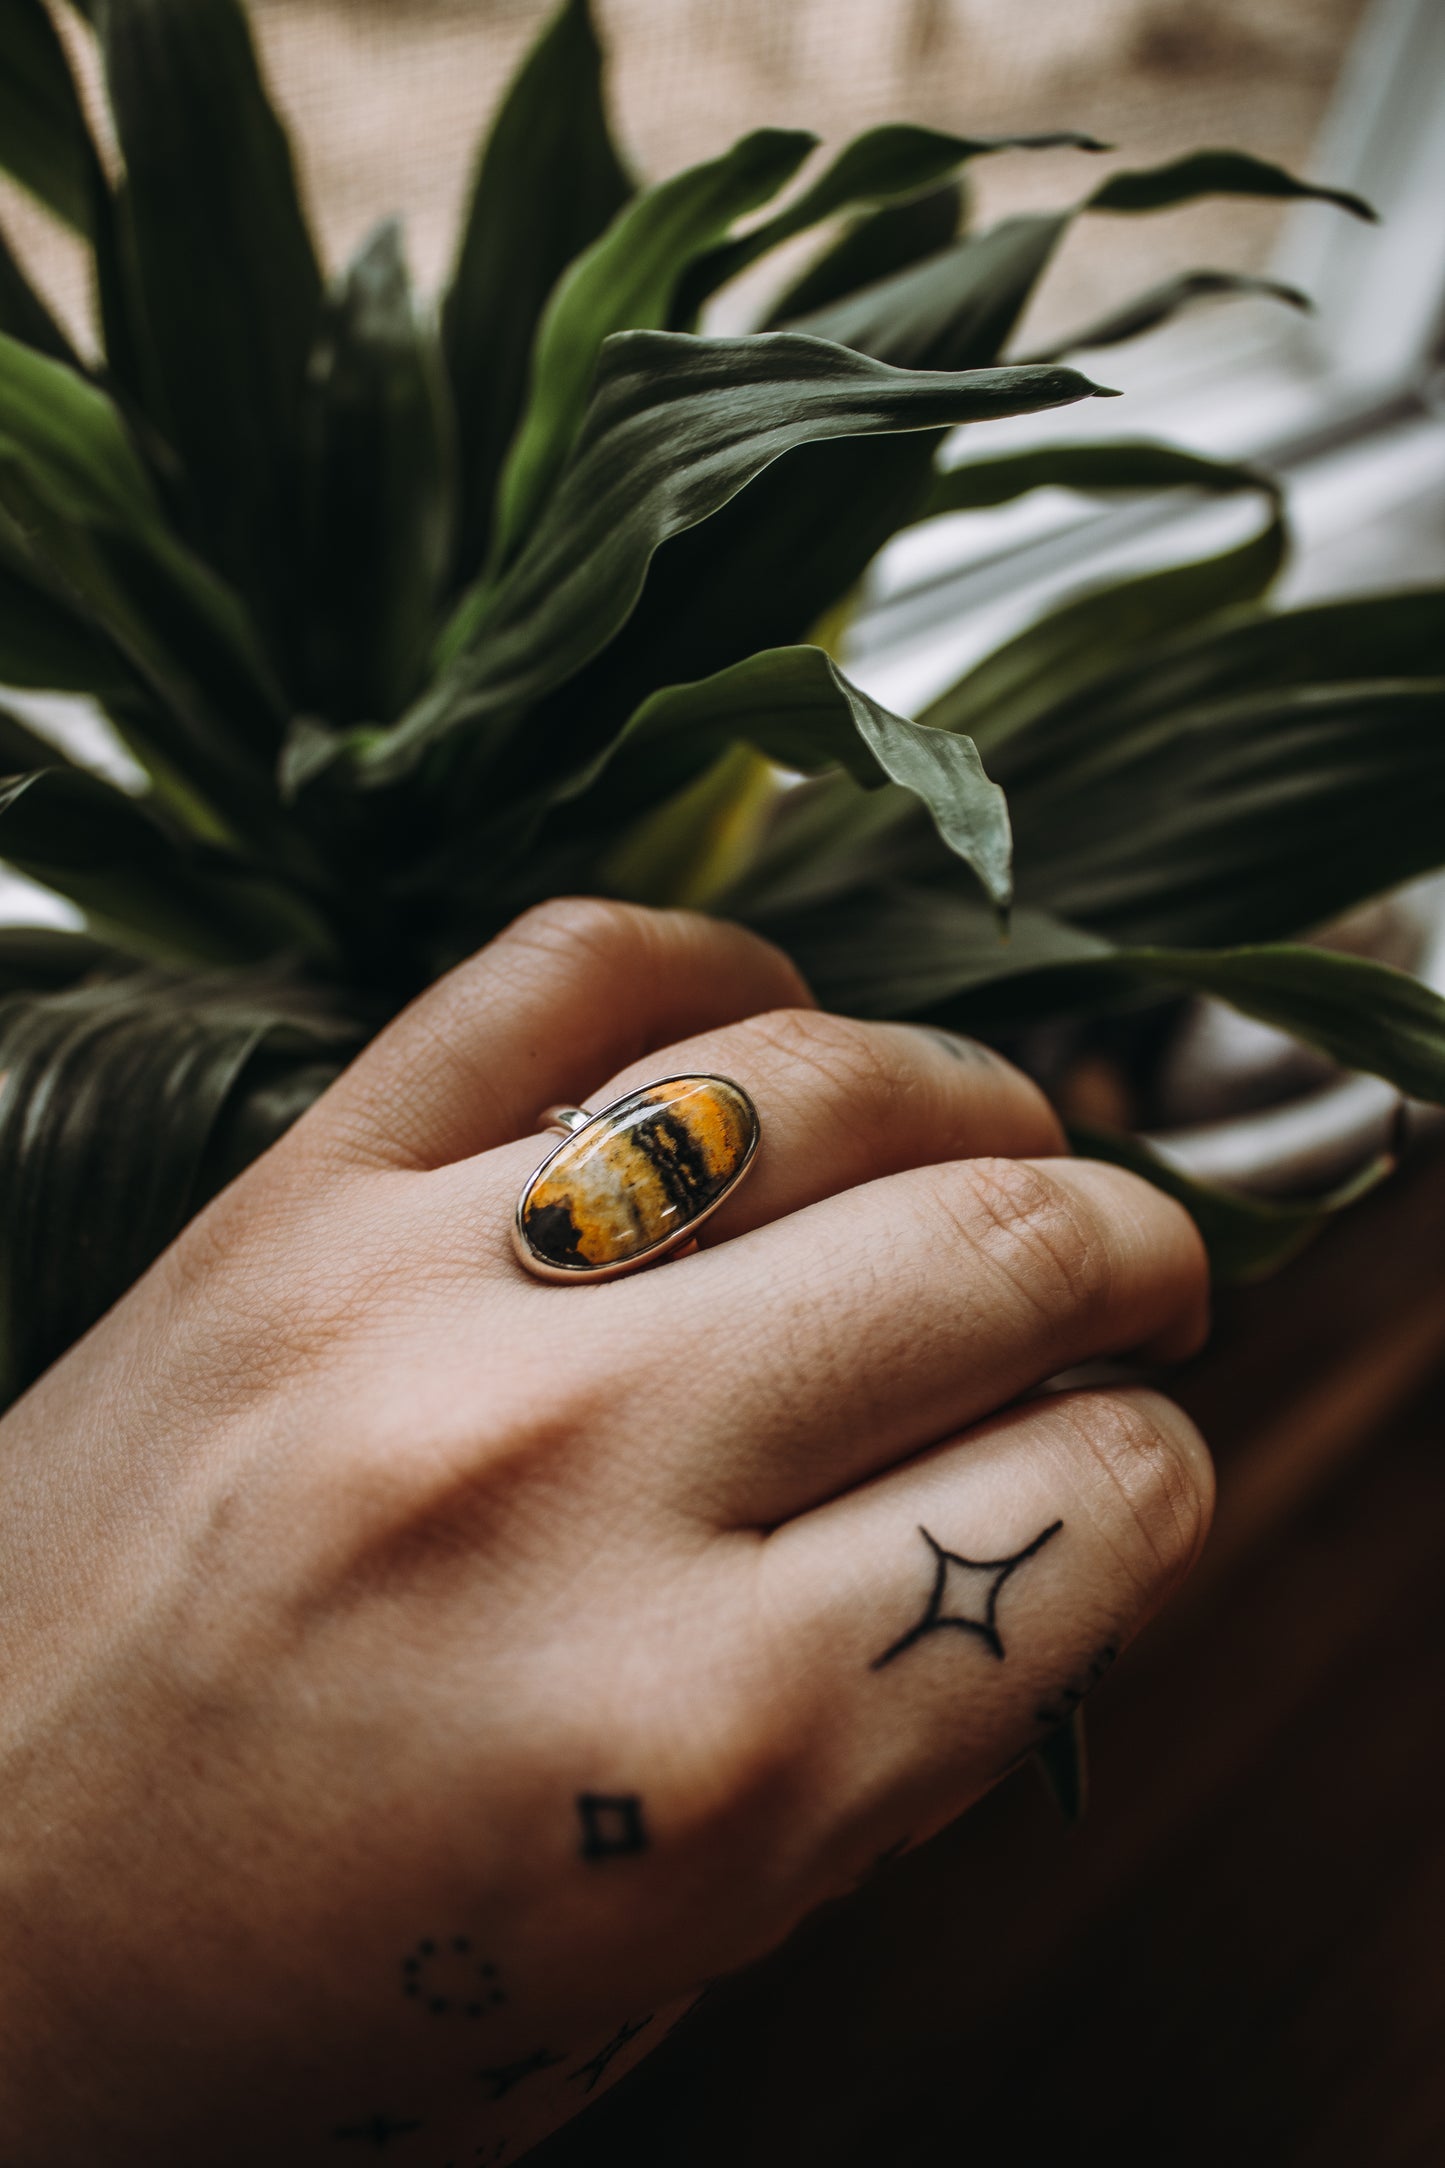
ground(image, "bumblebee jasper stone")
xmin=519 ymin=1075 xmax=758 ymax=1275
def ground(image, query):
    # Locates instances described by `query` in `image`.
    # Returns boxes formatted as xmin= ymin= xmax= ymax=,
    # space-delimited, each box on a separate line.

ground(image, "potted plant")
xmin=2 ymin=0 xmax=1443 ymax=1415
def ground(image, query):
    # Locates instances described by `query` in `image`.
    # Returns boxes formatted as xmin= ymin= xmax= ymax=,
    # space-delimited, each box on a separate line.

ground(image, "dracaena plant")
xmin=2 ymin=0 xmax=1444 ymax=1415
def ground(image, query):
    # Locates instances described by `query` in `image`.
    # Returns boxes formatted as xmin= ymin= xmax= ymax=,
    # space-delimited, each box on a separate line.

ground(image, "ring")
xmin=513 ymin=1074 xmax=761 ymax=1283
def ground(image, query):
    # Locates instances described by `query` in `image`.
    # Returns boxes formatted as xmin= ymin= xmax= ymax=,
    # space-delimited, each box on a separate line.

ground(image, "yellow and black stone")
xmin=519 ymin=1075 xmax=758 ymax=1274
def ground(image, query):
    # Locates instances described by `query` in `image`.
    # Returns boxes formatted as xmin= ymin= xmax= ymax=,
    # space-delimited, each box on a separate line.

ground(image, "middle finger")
xmin=621 ymin=1153 xmax=1208 ymax=1526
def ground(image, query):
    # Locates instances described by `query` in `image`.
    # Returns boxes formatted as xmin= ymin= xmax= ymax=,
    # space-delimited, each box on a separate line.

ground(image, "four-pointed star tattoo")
xmin=871 ymin=1520 xmax=1064 ymax=1669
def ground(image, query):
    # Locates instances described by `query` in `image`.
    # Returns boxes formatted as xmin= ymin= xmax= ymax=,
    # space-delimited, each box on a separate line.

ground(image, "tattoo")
xmin=871 ymin=1521 xmax=1063 ymax=1670
xmin=332 ymin=2111 xmax=425 ymax=2148
xmin=400 ymin=1937 xmax=507 ymax=2018
xmin=475 ymin=2047 xmax=566 ymax=2101
xmin=1035 ymin=1643 xmax=1117 ymax=1730
xmin=577 ymin=1791 xmax=649 ymax=1861
xmin=921 ymin=1026 xmax=997 ymax=1067
xmin=569 ymin=2013 xmax=654 ymax=2093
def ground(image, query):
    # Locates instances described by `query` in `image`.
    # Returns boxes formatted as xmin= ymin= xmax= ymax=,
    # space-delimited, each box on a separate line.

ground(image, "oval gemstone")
xmin=519 ymin=1075 xmax=758 ymax=1274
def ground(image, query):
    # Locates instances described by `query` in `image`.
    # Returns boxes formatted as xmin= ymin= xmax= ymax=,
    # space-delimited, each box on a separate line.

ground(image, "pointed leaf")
xmin=441 ymin=0 xmax=631 ymax=586
xmin=676 ymin=125 xmax=1107 ymax=322
xmin=1109 ymin=946 xmax=1445 ymax=1106
xmin=787 ymin=212 xmax=1069 ymax=370
xmin=0 ymin=969 xmax=357 ymax=1406
xmin=913 ymin=438 xmax=1281 ymax=526
xmin=0 ymin=923 xmax=116 ymax=994
xmin=1086 ymin=149 xmax=1375 ymax=222
xmin=0 ymin=511 xmax=131 ymax=692
xmin=1021 ymin=269 xmax=1310 ymax=362
xmin=301 ymin=222 xmax=452 ymax=725
xmin=760 ymin=883 xmax=1445 ymax=1110
xmin=96 ymin=0 xmax=323 ymax=635
xmin=1009 ymin=681 xmax=1445 ymax=945
xmin=760 ymin=181 xmax=965 ymax=328
xmin=0 ymin=331 xmax=289 ymax=817
xmin=487 ymin=127 xmax=817 ymax=569
xmin=1025 ymin=584 xmax=1445 ymax=748
xmin=926 ymin=485 xmax=1285 ymax=758
xmin=604 ymin=644 xmax=1012 ymax=910
xmin=1072 ymin=1123 xmax=1395 ymax=1283
xmin=0 ymin=768 xmax=330 ymax=968
xmin=0 ymin=0 xmax=103 ymax=234
xmin=342 ymin=335 xmax=1111 ymax=794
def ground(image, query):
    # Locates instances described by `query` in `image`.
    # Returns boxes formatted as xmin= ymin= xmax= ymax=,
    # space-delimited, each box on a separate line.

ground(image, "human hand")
xmin=0 ymin=901 xmax=1212 ymax=2165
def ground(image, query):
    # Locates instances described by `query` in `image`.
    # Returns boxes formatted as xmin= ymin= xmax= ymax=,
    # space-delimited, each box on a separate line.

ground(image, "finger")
xmin=309 ymin=900 xmax=811 ymax=1170
xmin=632 ymin=1155 xmax=1208 ymax=1524
xmin=749 ymin=1385 xmax=1213 ymax=1893
xmin=578 ymin=1008 xmax=1064 ymax=1245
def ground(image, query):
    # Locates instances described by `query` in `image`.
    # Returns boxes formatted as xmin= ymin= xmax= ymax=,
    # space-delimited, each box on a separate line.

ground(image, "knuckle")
xmin=746 ymin=1007 xmax=905 ymax=1118
xmin=1067 ymin=1387 xmax=1212 ymax=1588
xmin=938 ymin=1156 xmax=1114 ymax=1318
xmin=495 ymin=894 xmax=657 ymax=972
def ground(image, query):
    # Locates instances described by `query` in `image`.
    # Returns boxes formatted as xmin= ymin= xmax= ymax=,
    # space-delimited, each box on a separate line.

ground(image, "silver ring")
xmin=513 ymin=1074 xmax=760 ymax=1283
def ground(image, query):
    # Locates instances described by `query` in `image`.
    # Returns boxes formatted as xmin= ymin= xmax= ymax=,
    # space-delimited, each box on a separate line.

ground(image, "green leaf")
xmin=0 ymin=923 xmax=116 ymax=994
xmin=539 ymin=215 xmax=1088 ymax=765
xmin=0 ymin=510 xmax=131 ymax=692
xmin=487 ymin=127 xmax=817 ymax=571
xmin=441 ymin=0 xmax=632 ymax=587
xmin=786 ymin=146 xmax=1371 ymax=368
xmin=676 ymin=125 xmax=1107 ymax=323
xmin=0 ymin=768 xmax=331 ymax=969
xmin=912 ymin=438 xmax=1282 ymax=526
xmin=761 ymin=881 xmax=1445 ymax=1109
xmin=1021 ymin=269 xmax=1310 ymax=362
xmin=0 ymin=0 xmax=103 ymax=234
xmin=1008 ymin=681 xmax=1445 ymax=946
xmin=1086 ymin=148 xmax=1376 ymax=223
xmin=96 ymin=0 xmax=323 ymax=635
xmin=1105 ymin=946 xmax=1445 ymax=1107
xmin=787 ymin=211 xmax=1069 ymax=370
xmin=0 ymin=968 xmax=357 ymax=1407
xmin=604 ymin=645 xmax=1012 ymax=912
xmin=344 ymin=334 xmax=1111 ymax=796
xmin=758 ymin=883 xmax=1108 ymax=1020
xmin=301 ymin=222 xmax=452 ymax=725
xmin=925 ymin=483 xmax=1285 ymax=759
xmin=1071 ymin=1124 xmax=1395 ymax=1283
xmin=1021 ymin=584 xmax=1445 ymax=748
xmin=0 ymin=331 xmax=289 ymax=817
xmin=0 ymin=216 xmax=83 ymax=366
xmin=760 ymin=181 xmax=965 ymax=328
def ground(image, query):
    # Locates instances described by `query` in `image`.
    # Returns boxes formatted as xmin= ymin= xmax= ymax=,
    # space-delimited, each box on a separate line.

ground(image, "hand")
xmin=0 ymin=901 xmax=1212 ymax=2165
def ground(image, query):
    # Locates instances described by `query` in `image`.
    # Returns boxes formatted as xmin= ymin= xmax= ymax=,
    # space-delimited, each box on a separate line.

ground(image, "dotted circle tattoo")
xmin=399 ymin=1937 xmax=507 ymax=2019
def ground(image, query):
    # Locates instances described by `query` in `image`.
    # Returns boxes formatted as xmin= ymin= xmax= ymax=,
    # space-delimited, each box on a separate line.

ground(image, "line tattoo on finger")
xmin=871 ymin=1521 xmax=1064 ymax=1670
xmin=569 ymin=2013 xmax=654 ymax=2093
xmin=475 ymin=2047 xmax=566 ymax=2101
xmin=1034 ymin=1642 xmax=1117 ymax=1730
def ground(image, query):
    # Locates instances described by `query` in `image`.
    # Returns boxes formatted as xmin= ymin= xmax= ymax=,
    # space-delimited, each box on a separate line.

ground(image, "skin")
xmin=0 ymin=900 xmax=1213 ymax=2165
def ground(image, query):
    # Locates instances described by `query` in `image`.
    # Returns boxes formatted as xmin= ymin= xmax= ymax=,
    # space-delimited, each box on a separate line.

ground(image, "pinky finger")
xmin=750 ymin=1387 xmax=1213 ymax=1893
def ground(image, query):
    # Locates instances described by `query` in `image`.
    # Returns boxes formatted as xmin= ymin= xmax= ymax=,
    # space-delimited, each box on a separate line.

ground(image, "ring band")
xmin=513 ymin=1074 xmax=761 ymax=1283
